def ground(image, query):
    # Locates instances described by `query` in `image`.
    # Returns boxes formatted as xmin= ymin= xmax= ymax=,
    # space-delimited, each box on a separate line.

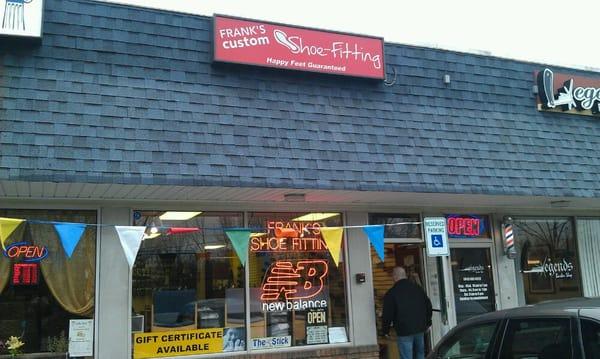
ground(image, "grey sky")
xmin=102 ymin=0 xmax=600 ymax=71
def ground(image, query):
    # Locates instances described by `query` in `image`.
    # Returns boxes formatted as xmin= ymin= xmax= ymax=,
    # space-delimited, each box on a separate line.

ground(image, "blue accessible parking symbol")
xmin=431 ymin=234 xmax=443 ymax=248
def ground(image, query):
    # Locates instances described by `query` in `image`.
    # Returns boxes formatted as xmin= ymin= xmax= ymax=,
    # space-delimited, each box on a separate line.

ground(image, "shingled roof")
xmin=1 ymin=0 xmax=600 ymax=198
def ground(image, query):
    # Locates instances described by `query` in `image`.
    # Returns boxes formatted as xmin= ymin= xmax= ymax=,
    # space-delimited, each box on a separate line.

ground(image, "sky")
xmin=102 ymin=0 xmax=600 ymax=71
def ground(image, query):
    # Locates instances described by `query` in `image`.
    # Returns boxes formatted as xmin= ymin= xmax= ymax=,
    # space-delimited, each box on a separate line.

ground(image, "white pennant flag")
xmin=115 ymin=226 xmax=146 ymax=268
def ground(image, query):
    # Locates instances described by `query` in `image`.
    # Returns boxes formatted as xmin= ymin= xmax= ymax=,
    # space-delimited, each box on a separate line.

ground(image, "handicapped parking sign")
xmin=424 ymin=217 xmax=449 ymax=256
xmin=431 ymin=234 xmax=443 ymax=248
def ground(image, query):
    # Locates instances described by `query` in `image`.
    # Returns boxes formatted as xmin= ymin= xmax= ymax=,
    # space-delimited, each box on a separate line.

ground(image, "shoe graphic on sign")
xmin=432 ymin=234 xmax=443 ymax=248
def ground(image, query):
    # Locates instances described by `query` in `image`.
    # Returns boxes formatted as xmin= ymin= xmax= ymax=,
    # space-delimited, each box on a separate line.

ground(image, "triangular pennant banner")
xmin=321 ymin=227 xmax=344 ymax=267
xmin=363 ymin=225 xmax=385 ymax=262
xmin=167 ymin=227 xmax=200 ymax=235
xmin=0 ymin=217 xmax=25 ymax=250
xmin=115 ymin=226 xmax=146 ymax=268
xmin=225 ymin=230 xmax=251 ymax=266
xmin=53 ymin=223 xmax=87 ymax=258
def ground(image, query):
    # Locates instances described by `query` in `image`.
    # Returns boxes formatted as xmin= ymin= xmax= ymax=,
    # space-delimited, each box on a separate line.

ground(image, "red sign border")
xmin=212 ymin=14 xmax=386 ymax=80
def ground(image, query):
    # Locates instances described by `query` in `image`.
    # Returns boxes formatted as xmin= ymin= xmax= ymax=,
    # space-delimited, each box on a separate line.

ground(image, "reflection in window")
xmin=247 ymin=212 xmax=349 ymax=349
xmin=437 ymin=322 xmax=497 ymax=359
xmin=512 ymin=217 xmax=582 ymax=304
xmin=0 ymin=209 xmax=96 ymax=355
xmin=499 ymin=319 xmax=572 ymax=359
xmin=369 ymin=213 xmax=421 ymax=239
xmin=132 ymin=211 xmax=245 ymax=356
xmin=582 ymin=319 xmax=600 ymax=359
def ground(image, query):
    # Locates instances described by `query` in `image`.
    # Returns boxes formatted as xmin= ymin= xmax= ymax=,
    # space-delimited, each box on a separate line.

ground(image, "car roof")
xmin=460 ymin=297 xmax=600 ymax=325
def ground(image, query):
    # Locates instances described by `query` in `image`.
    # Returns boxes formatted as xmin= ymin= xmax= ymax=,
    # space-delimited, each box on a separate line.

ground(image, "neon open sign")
xmin=3 ymin=242 xmax=49 ymax=262
xmin=446 ymin=215 xmax=487 ymax=238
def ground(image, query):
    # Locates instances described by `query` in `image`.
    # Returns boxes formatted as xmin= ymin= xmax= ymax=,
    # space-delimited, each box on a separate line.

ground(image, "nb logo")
xmin=261 ymin=260 xmax=328 ymax=301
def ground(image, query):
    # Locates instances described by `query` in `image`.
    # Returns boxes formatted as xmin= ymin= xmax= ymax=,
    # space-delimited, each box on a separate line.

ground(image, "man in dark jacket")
xmin=381 ymin=266 xmax=432 ymax=359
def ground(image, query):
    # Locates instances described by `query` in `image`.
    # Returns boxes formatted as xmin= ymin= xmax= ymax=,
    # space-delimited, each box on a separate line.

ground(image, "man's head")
xmin=392 ymin=266 xmax=407 ymax=282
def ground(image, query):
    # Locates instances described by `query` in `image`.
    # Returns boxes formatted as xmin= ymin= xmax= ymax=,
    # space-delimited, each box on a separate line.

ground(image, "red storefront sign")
xmin=213 ymin=15 xmax=385 ymax=79
xmin=12 ymin=263 xmax=39 ymax=285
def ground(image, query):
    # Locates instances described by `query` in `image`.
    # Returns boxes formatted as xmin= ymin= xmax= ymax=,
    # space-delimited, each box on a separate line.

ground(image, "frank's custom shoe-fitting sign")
xmin=213 ymin=15 xmax=385 ymax=79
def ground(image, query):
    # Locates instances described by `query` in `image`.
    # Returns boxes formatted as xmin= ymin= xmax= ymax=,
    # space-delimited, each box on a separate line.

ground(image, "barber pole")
xmin=503 ymin=223 xmax=517 ymax=259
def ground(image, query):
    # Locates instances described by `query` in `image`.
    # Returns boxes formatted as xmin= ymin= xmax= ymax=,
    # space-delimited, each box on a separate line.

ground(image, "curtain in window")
xmin=30 ymin=223 xmax=95 ymax=317
xmin=577 ymin=219 xmax=600 ymax=297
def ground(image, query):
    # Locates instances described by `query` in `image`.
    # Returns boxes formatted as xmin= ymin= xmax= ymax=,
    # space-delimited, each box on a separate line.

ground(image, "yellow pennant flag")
xmin=0 ymin=217 xmax=25 ymax=250
xmin=321 ymin=227 xmax=344 ymax=267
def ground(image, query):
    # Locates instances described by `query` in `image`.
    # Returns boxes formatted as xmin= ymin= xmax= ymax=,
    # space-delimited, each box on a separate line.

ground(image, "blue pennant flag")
xmin=363 ymin=225 xmax=385 ymax=262
xmin=53 ymin=223 xmax=87 ymax=258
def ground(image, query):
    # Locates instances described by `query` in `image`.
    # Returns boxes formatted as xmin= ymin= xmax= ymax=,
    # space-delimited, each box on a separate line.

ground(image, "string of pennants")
xmin=0 ymin=217 xmax=420 ymax=269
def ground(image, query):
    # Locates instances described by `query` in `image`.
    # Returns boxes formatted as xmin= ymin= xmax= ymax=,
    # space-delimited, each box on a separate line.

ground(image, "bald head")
xmin=392 ymin=266 xmax=407 ymax=282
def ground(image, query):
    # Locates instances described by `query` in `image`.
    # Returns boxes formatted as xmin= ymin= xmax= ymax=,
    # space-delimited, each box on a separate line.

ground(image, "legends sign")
xmin=213 ymin=15 xmax=385 ymax=79
xmin=536 ymin=68 xmax=600 ymax=117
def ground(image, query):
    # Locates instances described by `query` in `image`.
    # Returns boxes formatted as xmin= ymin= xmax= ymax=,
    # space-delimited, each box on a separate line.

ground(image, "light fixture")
xmin=143 ymin=232 xmax=161 ymax=240
xmin=283 ymin=193 xmax=306 ymax=202
xmin=204 ymin=244 xmax=226 ymax=250
xmin=250 ymin=232 xmax=267 ymax=238
xmin=291 ymin=213 xmax=339 ymax=222
xmin=159 ymin=211 xmax=202 ymax=221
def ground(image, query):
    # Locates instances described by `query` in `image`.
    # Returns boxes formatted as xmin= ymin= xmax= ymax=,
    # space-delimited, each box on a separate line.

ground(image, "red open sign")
xmin=12 ymin=263 xmax=39 ymax=285
xmin=446 ymin=215 xmax=487 ymax=238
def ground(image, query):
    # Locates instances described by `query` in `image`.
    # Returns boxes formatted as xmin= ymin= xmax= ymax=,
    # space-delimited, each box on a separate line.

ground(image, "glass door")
xmin=450 ymin=247 xmax=496 ymax=323
xmin=372 ymin=243 xmax=427 ymax=358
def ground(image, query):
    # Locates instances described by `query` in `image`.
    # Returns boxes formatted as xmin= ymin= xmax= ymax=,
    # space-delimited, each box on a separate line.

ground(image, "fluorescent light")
xmin=250 ymin=232 xmax=267 ymax=237
xmin=204 ymin=244 xmax=226 ymax=250
xmin=291 ymin=213 xmax=339 ymax=222
xmin=159 ymin=212 xmax=202 ymax=221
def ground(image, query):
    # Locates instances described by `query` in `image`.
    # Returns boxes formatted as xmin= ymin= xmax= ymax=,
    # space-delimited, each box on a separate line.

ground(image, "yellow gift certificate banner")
xmin=134 ymin=328 xmax=223 ymax=358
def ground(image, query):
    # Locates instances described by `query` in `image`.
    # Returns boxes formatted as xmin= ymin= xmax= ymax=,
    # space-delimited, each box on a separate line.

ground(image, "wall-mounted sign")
xmin=260 ymin=260 xmax=329 ymax=312
xmin=12 ymin=263 xmax=39 ymax=285
xmin=3 ymin=242 xmax=48 ymax=262
xmin=446 ymin=215 xmax=489 ymax=238
xmin=213 ymin=15 xmax=385 ymax=79
xmin=536 ymin=68 xmax=600 ymax=116
xmin=0 ymin=0 xmax=43 ymax=38
xmin=424 ymin=217 xmax=448 ymax=257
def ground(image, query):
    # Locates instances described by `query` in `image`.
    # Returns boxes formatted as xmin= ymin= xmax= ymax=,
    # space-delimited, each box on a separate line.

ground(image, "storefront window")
xmin=512 ymin=217 xmax=582 ymax=304
xmin=247 ymin=212 xmax=349 ymax=350
xmin=369 ymin=213 xmax=421 ymax=239
xmin=131 ymin=211 xmax=244 ymax=358
xmin=0 ymin=209 xmax=96 ymax=356
xmin=451 ymin=248 xmax=496 ymax=323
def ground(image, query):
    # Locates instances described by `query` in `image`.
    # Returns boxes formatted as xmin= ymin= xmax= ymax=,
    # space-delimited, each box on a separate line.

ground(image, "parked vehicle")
xmin=427 ymin=297 xmax=600 ymax=359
